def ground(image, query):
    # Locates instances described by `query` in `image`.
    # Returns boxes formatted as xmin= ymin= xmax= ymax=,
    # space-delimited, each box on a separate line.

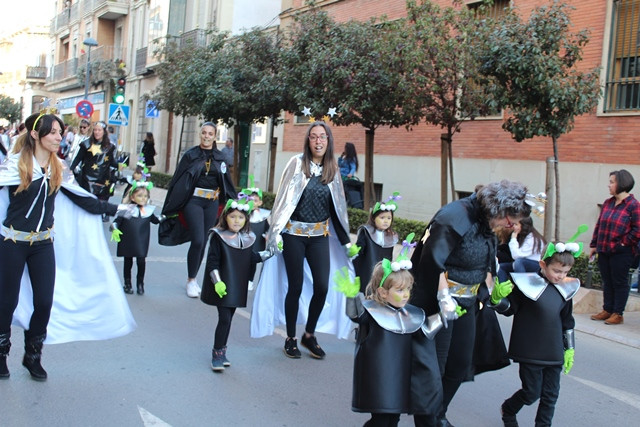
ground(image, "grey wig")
xmin=477 ymin=180 xmax=531 ymax=220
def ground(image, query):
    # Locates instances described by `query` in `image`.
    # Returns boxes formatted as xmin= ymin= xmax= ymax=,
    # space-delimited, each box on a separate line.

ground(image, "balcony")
xmin=135 ymin=47 xmax=154 ymax=76
xmin=46 ymin=45 xmax=126 ymax=91
xmin=93 ymin=0 xmax=129 ymax=20
xmin=47 ymin=58 xmax=79 ymax=86
xmin=180 ymin=29 xmax=208 ymax=48
xmin=50 ymin=4 xmax=79 ymax=34
xmin=26 ymin=66 xmax=47 ymax=80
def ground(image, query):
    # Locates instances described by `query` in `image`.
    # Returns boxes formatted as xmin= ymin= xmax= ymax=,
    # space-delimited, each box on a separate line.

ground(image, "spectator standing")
xmin=141 ymin=132 xmax=156 ymax=170
xmin=69 ymin=119 xmax=90 ymax=161
xmin=497 ymin=216 xmax=546 ymax=282
xmin=338 ymin=142 xmax=358 ymax=180
xmin=589 ymin=169 xmax=640 ymax=325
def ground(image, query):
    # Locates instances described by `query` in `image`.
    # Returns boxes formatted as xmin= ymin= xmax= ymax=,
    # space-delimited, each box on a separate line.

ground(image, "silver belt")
xmin=193 ymin=187 xmax=220 ymax=200
xmin=2 ymin=225 xmax=54 ymax=244
xmin=283 ymin=219 xmax=329 ymax=238
xmin=446 ymin=278 xmax=480 ymax=298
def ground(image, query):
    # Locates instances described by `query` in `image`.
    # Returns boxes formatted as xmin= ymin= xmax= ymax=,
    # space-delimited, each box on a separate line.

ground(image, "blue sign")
xmin=145 ymin=100 xmax=159 ymax=118
xmin=108 ymin=103 xmax=130 ymax=126
xmin=75 ymin=100 xmax=94 ymax=118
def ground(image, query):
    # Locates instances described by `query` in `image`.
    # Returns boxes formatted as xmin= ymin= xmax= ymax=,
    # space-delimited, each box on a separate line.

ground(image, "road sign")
xmin=108 ymin=103 xmax=130 ymax=126
xmin=145 ymin=100 xmax=159 ymax=118
xmin=76 ymin=100 xmax=94 ymax=118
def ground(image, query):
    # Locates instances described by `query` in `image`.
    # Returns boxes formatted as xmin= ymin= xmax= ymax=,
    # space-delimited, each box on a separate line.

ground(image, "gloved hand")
xmin=563 ymin=348 xmax=575 ymax=374
xmin=491 ymin=278 xmax=514 ymax=304
xmin=259 ymin=250 xmax=273 ymax=262
xmin=344 ymin=243 xmax=361 ymax=259
xmin=215 ymin=281 xmax=227 ymax=299
xmin=333 ymin=267 xmax=360 ymax=298
xmin=455 ymin=305 xmax=467 ymax=318
xmin=157 ymin=214 xmax=166 ymax=223
xmin=437 ymin=288 xmax=459 ymax=328
xmin=110 ymin=228 xmax=123 ymax=243
xmin=277 ymin=236 xmax=283 ymax=252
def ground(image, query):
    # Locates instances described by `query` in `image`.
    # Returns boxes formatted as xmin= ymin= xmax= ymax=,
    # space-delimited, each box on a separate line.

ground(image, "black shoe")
xmin=501 ymin=404 xmax=519 ymax=427
xmin=283 ymin=338 xmax=301 ymax=359
xmin=211 ymin=348 xmax=225 ymax=372
xmin=0 ymin=356 xmax=8 ymax=379
xmin=22 ymin=354 xmax=47 ymax=381
xmin=137 ymin=283 xmax=145 ymax=295
xmin=301 ymin=334 xmax=325 ymax=359
xmin=437 ymin=417 xmax=455 ymax=427
xmin=123 ymin=280 xmax=133 ymax=294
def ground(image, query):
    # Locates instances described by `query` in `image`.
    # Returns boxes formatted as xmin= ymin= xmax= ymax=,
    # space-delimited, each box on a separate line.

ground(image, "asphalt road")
xmin=1 ymin=222 xmax=639 ymax=426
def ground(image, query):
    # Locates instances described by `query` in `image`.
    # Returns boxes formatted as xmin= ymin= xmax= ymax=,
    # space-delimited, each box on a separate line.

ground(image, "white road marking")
xmin=138 ymin=406 xmax=172 ymax=426
xmin=570 ymin=375 xmax=640 ymax=410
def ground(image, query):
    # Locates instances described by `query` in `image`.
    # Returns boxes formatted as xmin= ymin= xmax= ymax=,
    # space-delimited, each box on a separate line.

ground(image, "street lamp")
xmin=83 ymin=37 xmax=98 ymax=100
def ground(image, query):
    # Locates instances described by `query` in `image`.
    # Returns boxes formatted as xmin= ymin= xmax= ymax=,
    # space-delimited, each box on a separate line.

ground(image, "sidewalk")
xmin=146 ymin=185 xmax=640 ymax=349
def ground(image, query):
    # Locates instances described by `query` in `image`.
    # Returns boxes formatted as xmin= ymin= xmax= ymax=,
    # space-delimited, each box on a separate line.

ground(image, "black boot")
xmin=0 ymin=332 xmax=10 ymax=379
xmin=123 ymin=279 xmax=133 ymax=294
xmin=137 ymin=282 xmax=145 ymax=295
xmin=22 ymin=333 xmax=47 ymax=381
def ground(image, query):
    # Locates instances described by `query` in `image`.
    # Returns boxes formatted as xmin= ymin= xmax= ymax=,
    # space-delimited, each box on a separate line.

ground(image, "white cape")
xmin=0 ymin=182 xmax=136 ymax=344
xmin=250 ymin=222 xmax=355 ymax=340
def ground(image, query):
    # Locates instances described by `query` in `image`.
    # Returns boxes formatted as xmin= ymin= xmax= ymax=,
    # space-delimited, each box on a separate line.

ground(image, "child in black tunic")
xmin=490 ymin=232 xmax=583 ymax=427
xmin=111 ymin=182 xmax=160 ymax=295
xmin=200 ymin=196 xmax=270 ymax=372
xmin=336 ymin=234 xmax=443 ymax=427
xmin=353 ymin=192 xmax=400 ymax=292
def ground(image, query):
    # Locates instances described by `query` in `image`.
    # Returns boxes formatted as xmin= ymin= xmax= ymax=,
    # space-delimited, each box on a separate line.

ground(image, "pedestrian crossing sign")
xmin=108 ymin=103 xmax=130 ymax=126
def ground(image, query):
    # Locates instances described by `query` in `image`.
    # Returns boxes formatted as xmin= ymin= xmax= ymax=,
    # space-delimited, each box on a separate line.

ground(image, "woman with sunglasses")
xmin=68 ymin=119 xmax=90 ymax=164
xmin=0 ymin=112 xmax=135 ymax=381
xmin=410 ymin=180 xmax=532 ymax=426
xmin=70 ymin=121 xmax=118 ymax=210
xmin=252 ymin=121 xmax=356 ymax=359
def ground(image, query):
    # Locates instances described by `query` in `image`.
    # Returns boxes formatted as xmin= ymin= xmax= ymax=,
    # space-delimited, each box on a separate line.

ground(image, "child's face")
xmin=250 ymin=194 xmax=263 ymax=208
xmin=131 ymin=189 xmax=149 ymax=206
xmin=374 ymin=211 xmax=393 ymax=231
xmin=378 ymin=282 xmax=411 ymax=309
xmin=539 ymin=260 xmax=572 ymax=284
xmin=226 ymin=210 xmax=246 ymax=233
xmin=133 ymin=171 xmax=143 ymax=181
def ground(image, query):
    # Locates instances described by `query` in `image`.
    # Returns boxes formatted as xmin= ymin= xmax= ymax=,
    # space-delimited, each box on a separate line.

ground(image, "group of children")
xmin=110 ymin=165 xmax=581 ymax=426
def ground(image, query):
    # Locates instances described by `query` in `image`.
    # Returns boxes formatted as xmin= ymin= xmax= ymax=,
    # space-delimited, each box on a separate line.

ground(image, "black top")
xmin=194 ymin=149 xmax=219 ymax=189
xmin=291 ymin=175 xmax=331 ymax=223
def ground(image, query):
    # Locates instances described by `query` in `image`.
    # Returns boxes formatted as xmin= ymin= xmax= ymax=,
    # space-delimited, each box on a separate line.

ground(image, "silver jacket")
xmin=265 ymin=154 xmax=349 ymax=254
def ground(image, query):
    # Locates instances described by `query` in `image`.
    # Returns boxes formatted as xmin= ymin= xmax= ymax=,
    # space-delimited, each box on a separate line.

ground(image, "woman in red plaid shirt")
xmin=589 ymin=169 xmax=640 ymax=325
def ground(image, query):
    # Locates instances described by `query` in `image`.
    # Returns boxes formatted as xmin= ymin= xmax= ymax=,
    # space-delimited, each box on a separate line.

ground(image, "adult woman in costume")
xmin=410 ymin=180 xmax=532 ymax=426
xmin=0 ymin=112 xmax=135 ymax=381
xmin=159 ymin=122 xmax=236 ymax=298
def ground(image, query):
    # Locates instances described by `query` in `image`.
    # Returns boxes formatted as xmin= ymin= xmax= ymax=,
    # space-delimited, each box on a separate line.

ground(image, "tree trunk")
xmin=267 ymin=116 xmax=277 ymax=193
xmin=543 ymin=156 xmax=555 ymax=242
xmin=165 ymin=112 xmax=174 ymax=172
xmin=174 ymin=116 xmax=185 ymax=170
xmin=448 ymin=132 xmax=456 ymax=201
xmin=440 ymin=133 xmax=450 ymax=207
xmin=552 ymin=136 xmax=560 ymax=241
xmin=364 ymin=129 xmax=375 ymax=211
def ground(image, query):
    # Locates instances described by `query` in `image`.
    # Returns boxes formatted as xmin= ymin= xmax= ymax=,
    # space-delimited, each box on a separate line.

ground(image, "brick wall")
xmin=283 ymin=0 xmax=640 ymax=166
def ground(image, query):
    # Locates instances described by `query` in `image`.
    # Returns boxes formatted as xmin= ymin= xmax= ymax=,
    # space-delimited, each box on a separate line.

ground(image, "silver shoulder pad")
xmin=362 ymin=300 xmax=425 ymax=334
xmin=510 ymin=273 xmax=548 ymax=301
xmin=554 ymin=278 xmax=580 ymax=301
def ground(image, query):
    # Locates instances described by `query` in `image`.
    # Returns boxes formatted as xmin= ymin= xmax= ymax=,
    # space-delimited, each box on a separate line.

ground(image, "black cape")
xmin=158 ymin=146 xmax=236 ymax=246
xmin=114 ymin=206 xmax=160 ymax=257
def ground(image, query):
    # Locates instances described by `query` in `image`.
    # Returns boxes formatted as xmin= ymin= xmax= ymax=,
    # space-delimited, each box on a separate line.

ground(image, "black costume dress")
xmin=70 ymin=139 xmax=117 ymax=198
xmin=348 ymin=295 xmax=442 ymax=416
xmin=353 ymin=224 xmax=398 ymax=291
xmin=113 ymin=205 xmax=160 ymax=257
xmin=249 ymin=208 xmax=270 ymax=252
xmin=159 ymin=146 xmax=236 ymax=246
xmin=201 ymin=228 xmax=260 ymax=308
xmin=410 ymin=193 xmax=509 ymax=381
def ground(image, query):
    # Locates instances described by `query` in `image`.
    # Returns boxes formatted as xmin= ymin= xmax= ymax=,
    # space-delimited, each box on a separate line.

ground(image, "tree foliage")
xmin=0 ymin=94 xmax=22 ymax=123
xmin=480 ymin=0 xmax=601 ymax=239
xmin=283 ymin=7 xmax=423 ymax=208
xmin=406 ymin=0 xmax=501 ymax=204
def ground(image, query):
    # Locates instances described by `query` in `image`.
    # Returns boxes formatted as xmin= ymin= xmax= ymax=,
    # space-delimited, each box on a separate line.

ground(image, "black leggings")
xmin=123 ymin=257 xmax=146 ymax=284
xmin=282 ymin=233 xmax=330 ymax=338
xmin=364 ymin=413 xmax=400 ymax=427
xmin=214 ymin=306 xmax=236 ymax=349
xmin=183 ymin=196 xmax=219 ymax=278
xmin=0 ymin=240 xmax=55 ymax=337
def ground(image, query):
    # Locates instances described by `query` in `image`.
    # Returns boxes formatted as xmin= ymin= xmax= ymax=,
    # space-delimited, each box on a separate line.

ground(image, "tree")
xmin=406 ymin=0 xmax=501 ymax=206
xmin=0 ymin=94 xmax=22 ymax=124
xmin=284 ymin=7 xmax=423 ymax=209
xmin=480 ymin=1 xmax=601 ymax=240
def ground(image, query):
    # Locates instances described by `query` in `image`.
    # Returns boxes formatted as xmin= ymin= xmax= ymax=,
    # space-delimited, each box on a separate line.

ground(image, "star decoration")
xmin=104 ymin=156 xmax=109 ymax=162
xmin=323 ymin=228 xmax=330 ymax=237
xmin=92 ymin=164 xmax=99 ymax=170
xmin=213 ymin=188 xmax=220 ymax=200
xmin=327 ymin=107 xmax=337 ymax=117
xmin=322 ymin=115 xmax=330 ymax=122
xmin=309 ymin=117 xmax=316 ymax=123
xmin=44 ymin=227 xmax=53 ymax=240
xmin=88 ymin=144 xmax=103 ymax=156
xmin=104 ymin=180 xmax=110 ymax=186
xmin=3 ymin=225 xmax=18 ymax=242
xmin=301 ymin=106 xmax=311 ymax=116
xmin=26 ymin=231 xmax=39 ymax=246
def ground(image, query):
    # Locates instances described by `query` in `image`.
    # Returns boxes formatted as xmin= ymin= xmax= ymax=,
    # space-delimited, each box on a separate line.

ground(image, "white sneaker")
xmin=186 ymin=280 xmax=200 ymax=298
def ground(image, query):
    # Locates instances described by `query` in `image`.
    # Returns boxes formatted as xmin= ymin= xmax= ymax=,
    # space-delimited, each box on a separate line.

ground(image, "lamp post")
xmin=83 ymin=37 xmax=98 ymax=101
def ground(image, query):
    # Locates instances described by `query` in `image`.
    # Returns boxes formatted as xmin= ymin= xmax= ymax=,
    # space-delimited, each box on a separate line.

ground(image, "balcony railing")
xmin=180 ymin=29 xmax=208 ymax=48
xmin=46 ymin=45 xmax=126 ymax=86
xmin=51 ymin=0 xmax=128 ymax=34
xmin=26 ymin=66 xmax=47 ymax=80
xmin=135 ymin=47 xmax=148 ymax=75
xmin=47 ymin=58 xmax=79 ymax=84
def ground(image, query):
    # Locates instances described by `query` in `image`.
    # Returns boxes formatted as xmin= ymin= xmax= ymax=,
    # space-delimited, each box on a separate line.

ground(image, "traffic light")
xmin=113 ymin=77 xmax=126 ymax=104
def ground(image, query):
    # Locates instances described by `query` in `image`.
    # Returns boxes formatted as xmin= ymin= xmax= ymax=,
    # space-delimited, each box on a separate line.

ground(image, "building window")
xmin=604 ymin=0 xmax=640 ymax=112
